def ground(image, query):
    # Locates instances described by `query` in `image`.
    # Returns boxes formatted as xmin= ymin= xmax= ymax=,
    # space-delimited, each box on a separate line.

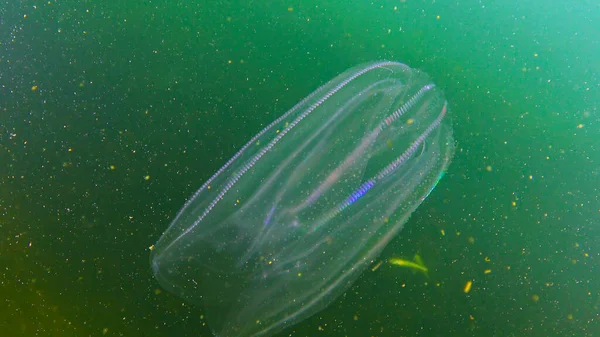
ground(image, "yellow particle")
xmin=154 ymin=288 xmax=162 ymax=295
xmin=469 ymin=315 xmax=475 ymax=320
xmin=406 ymin=118 xmax=414 ymax=125
xmin=297 ymin=272 xmax=302 ymax=277
xmin=484 ymin=269 xmax=491 ymax=274
xmin=463 ymin=280 xmax=472 ymax=293
xmin=148 ymin=245 xmax=155 ymax=251
xmin=467 ymin=237 xmax=475 ymax=244
xmin=288 ymin=7 xmax=294 ymax=12
xmin=109 ymin=165 xmax=116 ymax=170
xmin=567 ymin=313 xmax=573 ymax=320
xmin=387 ymin=140 xmax=393 ymax=147
xmin=486 ymin=165 xmax=492 ymax=172
xmin=440 ymin=229 xmax=445 ymax=236
xmin=371 ymin=260 xmax=383 ymax=271
xmin=577 ymin=124 xmax=584 ymax=129
xmin=31 ymin=85 xmax=38 ymax=91
xmin=534 ymin=53 xmax=538 ymax=57
xmin=484 ymin=256 xmax=491 ymax=262
xmin=228 ymin=60 xmax=232 ymax=64
xmin=68 ymin=148 xmax=73 ymax=152
xmin=353 ymin=315 xmax=359 ymax=321
xmin=511 ymin=201 xmax=517 ymax=207
xmin=24 ymin=14 xmax=27 ymax=19
xmin=531 ymin=294 xmax=539 ymax=302
xmin=436 ymin=15 xmax=440 ymax=19
xmin=102 ymin=328 xmax=109 ymax=335
xmin=144 ymin=175 xmax=150 ymax=180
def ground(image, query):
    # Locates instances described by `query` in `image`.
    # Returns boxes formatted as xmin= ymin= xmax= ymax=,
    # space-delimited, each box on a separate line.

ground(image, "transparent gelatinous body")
xmin=151 ymin=61 xmax=454 ymax=337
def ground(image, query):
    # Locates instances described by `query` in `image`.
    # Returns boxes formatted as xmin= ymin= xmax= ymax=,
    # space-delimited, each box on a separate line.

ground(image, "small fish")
xmin=389 ymin=254 xmax=429 ymax=277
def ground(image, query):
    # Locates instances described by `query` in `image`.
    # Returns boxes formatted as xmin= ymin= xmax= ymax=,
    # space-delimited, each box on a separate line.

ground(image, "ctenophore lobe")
xmin=151 ymin=61 xmax=454 ymax=337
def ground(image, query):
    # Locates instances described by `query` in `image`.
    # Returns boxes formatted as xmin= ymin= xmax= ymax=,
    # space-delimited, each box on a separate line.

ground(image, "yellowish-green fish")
xmin=389 ymin=254 xmax=429 ymax=277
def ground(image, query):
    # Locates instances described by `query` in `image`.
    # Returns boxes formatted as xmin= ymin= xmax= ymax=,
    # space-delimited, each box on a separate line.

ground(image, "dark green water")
xmin=1 ymin=1 xmax=598 ymax=336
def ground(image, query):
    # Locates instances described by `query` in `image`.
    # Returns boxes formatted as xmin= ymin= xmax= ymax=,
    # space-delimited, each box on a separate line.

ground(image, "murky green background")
xmin=1 ymin=0 xmax=598 ymax=336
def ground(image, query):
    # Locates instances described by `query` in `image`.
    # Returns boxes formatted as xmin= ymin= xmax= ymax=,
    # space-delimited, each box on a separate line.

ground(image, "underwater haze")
xmin=0 ymin=0 xmax=598 ymax=337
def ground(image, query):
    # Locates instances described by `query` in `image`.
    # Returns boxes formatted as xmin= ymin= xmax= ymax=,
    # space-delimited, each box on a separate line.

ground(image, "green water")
xmin=0 ymin=0 xmax=598 ymax=336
